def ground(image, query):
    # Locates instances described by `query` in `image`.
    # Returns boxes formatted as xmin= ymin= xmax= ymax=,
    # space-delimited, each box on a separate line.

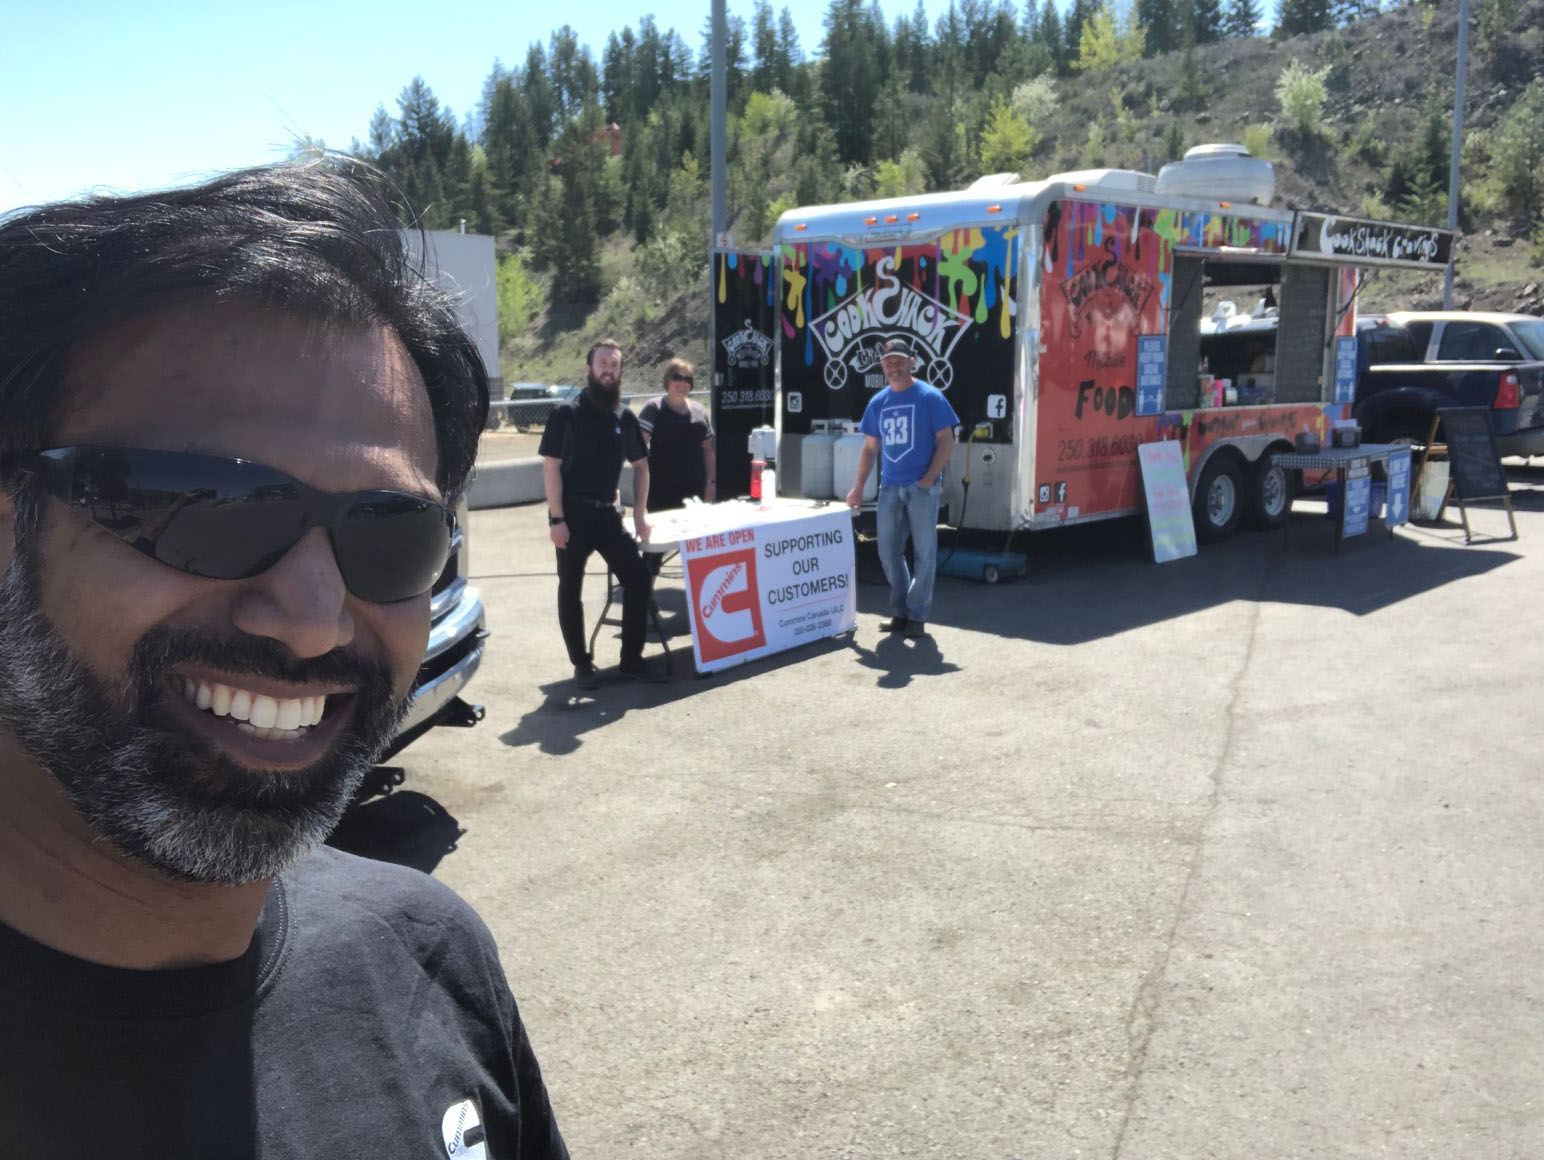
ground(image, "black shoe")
xmin=618 ymin=658 xmax=669 ymax=683
xmin=904 ymin=619 xmax=926 ymax=637
xmin=880 ymin=616 xmax=908 ymax=633
xmin=573 ymin=661 xmax=600 ymax=690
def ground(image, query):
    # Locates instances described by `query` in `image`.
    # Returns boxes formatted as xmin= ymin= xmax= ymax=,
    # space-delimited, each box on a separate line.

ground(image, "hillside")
xmin=493 ymin=0 xmax=1544 ymax=391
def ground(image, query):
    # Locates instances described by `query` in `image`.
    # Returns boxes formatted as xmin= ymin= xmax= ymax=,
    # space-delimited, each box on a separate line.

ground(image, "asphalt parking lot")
xmin=335 ymin=469 xmax=1544 ymax=1160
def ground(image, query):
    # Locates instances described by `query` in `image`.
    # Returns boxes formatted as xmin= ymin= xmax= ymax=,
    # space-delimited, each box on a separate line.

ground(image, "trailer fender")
xmin=1187 ymin=433 xmax=1278 ymax=496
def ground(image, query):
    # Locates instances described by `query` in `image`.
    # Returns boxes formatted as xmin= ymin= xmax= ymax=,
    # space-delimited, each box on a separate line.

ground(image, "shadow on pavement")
xmin=328 ymin=773 xmax=465 ymax=873
xmin=854 ymin=499 xmax=1521 ymax=647
xmin=498 ymin=631 xmax=864 ymax=756
xmin=495 ymin=477 xmax=1530 ymax=751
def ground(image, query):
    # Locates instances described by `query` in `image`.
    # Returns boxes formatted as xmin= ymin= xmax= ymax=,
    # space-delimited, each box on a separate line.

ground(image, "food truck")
xmin=709 ymin=144 xmax=1455 ymax=543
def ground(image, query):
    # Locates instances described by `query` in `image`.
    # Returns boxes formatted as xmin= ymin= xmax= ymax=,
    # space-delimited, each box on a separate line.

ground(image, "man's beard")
xmin=585 ymin=370 xmax=621 ymax=410
xmin=0 ymin=536 xmax=410 ymax=885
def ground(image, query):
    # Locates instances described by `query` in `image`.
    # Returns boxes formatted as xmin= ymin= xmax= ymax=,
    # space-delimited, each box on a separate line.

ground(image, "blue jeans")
xmin=876 ymin=479 xmax=942 ymax=621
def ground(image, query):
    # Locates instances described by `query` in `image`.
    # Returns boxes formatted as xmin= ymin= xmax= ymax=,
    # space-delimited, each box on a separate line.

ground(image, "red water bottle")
xmin=750 ymin=457 xmax=765 ymax=499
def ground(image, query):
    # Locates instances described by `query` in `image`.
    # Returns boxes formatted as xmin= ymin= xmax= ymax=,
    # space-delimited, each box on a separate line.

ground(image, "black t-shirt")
xmin=638 ymin=396 xmax=713 ymax=507
xmin=538 ymin=395 xmax=646 ymax=503
xmin=0 ymin=846 xmax=568 ymax=1160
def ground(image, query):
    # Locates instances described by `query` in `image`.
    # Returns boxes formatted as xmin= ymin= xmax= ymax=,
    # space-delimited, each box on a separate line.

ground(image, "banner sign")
xmin=1136 ymin=336 xmax=1166 ymax=416
xmin=1292 ymin=213 xmax=1453 ymax=269
xmin=1137 ymin=440 xmax=1197 ymax=562
xmin=1385 ymin=447 xmax=1411 ymax=528
xmin=712 ymin=250 xmax=777 ymax=498
xmin=680 ymin=507 xmax=857 ymax=673
xmin=1342 ymin=455 xmax=1372 ymax=538
xmin=1333 ymin=335 xmax=1358 ymax=405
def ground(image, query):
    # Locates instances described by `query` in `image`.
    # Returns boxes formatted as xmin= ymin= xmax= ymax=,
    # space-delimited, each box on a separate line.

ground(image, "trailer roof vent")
xmin=1050 ymin=168 xmax=1157 ymax=194
xmin=968 ymin=172 xmax=1022 ymax=189
xmin=1155 ymin=143 xmax=1276 ymax=205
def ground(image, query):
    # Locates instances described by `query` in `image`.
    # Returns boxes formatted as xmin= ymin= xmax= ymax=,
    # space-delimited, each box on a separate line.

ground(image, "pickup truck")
xmin=1353 ymin=311 xmax=1544 ymax=455
xmin=381 ymin=498 xmax=487 ymax=760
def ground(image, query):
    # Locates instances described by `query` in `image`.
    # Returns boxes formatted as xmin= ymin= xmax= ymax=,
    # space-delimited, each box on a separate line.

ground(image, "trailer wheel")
xmin=1247 ymin=453 xmax=1294 ymax=529
xmin=983 ymin=564 xmax=1000 ymax=584
xmin=1193 ymin=455 xmax=1244 ymax=542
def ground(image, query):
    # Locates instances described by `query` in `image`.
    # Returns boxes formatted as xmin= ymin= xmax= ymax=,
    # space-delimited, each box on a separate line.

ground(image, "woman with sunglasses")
xmin=637 ymin=359 xmax=716 ymax=577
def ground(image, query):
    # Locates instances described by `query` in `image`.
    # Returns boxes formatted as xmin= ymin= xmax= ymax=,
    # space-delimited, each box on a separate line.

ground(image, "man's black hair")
xmin=586 ymin=338 xmax=622 ymax=368
xmin=0 ymin=156 xmax=488 ymax=502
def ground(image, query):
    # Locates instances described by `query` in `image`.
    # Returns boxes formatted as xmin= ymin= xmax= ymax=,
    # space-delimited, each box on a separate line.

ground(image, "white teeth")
xmin=248 ymin=694 xmax=279 ymax=729
xmin=229 ymin=689 xmax=253 ymax=723
xmin=179 ymin=678 xmax=327 ymax=732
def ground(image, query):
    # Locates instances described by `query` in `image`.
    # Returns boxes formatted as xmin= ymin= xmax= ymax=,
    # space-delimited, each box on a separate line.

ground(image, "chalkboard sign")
xmin=1438 ymin=407 xmax=1509 ymax=501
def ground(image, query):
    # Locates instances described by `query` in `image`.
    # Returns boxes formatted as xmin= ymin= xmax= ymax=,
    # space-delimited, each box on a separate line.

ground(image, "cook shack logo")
xmin=685 ymin=544 xmax=766 ymax=664
xmin=809 ymin=254 xmax=971 ymax=391
xmin=722 ymin=318 xmax=774 ymax=368
xmin=1059 ymin=239 xmax=1155 ymax=339
xmin=1316 ymin=216 xmax=1443 ymax=264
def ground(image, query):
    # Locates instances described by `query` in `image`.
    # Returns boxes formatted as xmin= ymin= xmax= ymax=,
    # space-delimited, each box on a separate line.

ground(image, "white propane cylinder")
xmin=800 ymin=423 xmax=841 ymax=500
xmin=834 ymin=426 xmax=877 ymax=503
xmin=747 ymin=425 xmax=777 ymax=461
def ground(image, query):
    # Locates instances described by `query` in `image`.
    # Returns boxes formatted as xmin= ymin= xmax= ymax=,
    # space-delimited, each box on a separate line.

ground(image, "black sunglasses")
xmin=20 ymin=446 xmax=453 ymax=604
xmin=668 ymin=372 xmax=694 ymax=385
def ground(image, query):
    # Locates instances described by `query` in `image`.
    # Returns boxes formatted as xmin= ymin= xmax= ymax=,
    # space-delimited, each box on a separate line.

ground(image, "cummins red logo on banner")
xmin=684 ymin=546 xmax=766 ymax=664
xmin=671 ymin=507 xmax=857 ymax=673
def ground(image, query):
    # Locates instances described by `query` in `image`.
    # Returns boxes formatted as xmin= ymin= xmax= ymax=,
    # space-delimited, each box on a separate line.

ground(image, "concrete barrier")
xmin=467 ymin=458 xmax=637 ymax=510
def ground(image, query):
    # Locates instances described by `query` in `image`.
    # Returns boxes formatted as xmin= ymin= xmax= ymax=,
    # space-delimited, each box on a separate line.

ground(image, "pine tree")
xmin=978 ymin=97 xmax=1038 ymax=172
xmin=1275 ymin=0 xmax=1332 ymax=36
xmin=820 ymin=0 xmax=884 ymax=164
xmin=752 ymin=1 xmax=778 ymax=90
xmin=523 ymin=44 xmax=556 ymax=147
xmin=776 ymin=7 xmax=804 ymax=97
xmin=1063 ymin=0 xmax=1099 ymax=70
xmin=1138 ymin=0 xmax=1177 ymax=57
xmin=1223 ymin=0 xmax=1262 ymax=38
xmin=1192 ymin=0 xmax=1224 ymax=43
xmin=1035 ymin=0 xmax=1065 ymax=73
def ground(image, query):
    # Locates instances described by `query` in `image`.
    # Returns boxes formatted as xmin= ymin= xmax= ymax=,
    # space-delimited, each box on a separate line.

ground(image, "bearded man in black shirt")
xmin=0 ymin=162 xmax=568 ymax=1158
xmin=539 ymin=339 xmax=668 ymax=688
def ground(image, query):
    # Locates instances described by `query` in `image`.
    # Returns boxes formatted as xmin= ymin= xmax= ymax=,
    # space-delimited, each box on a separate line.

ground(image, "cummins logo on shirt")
xmin=809 ymin=254 xmax=970 ymax=392
xmin=442 ymin=1098 xmax=488 ymax=1159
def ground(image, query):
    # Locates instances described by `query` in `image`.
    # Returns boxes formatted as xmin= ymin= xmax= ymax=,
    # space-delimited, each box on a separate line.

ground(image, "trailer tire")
xmin=983 ymin=564 xmax=1000 ymax=584
xmin=1193 ymin=455 xmax=1245 ymax=542
xmin=1247 ymin=452 xmax=1294 ymax=529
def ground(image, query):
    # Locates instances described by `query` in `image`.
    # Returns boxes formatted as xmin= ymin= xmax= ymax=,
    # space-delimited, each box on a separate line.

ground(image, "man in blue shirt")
xmin=845 ymin=336 xmax=959 ymax=636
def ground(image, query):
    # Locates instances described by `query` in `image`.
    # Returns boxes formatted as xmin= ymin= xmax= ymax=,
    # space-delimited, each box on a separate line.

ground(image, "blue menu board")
xmin=1136 ymin=336 xmax=1166 ymax=416
xmin=1385 ymin=447 xmax=1411 ymax=527
xmin=1333 ymin=336 xmax=1358 ymax=405
xmin=1342 ymin=455 xmax=1372 ymax=537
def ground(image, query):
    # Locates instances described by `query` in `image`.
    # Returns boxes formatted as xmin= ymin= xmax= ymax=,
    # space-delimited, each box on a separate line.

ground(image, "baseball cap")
xmin=878 ymin=336 xmax=915 ymax=361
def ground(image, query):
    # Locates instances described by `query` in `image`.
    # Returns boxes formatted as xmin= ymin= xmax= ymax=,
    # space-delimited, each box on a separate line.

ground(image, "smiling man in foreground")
xmin=0 ymin=162 xmax=567 ymax=1157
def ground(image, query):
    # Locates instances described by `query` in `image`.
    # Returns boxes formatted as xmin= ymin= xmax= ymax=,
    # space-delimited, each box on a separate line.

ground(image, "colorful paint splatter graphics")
xmin=777 ymin=226 xmax=1019 ymax=436
xmin=1036 ymin=199 xmax=1305 ymax=520
xmin=711 ymin=249 xmax=780 ymax=497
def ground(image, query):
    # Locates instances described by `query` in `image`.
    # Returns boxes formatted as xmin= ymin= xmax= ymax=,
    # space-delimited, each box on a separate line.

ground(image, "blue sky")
xmin=1 ymin=0 xmax=1288 ymax=216
xmin=0 ymin=0 xmax=956 ymax=214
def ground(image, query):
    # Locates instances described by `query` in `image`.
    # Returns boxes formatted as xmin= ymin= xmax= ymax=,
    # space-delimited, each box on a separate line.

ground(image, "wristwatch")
xmin=548 ymin=515 xmax=566 ymax=526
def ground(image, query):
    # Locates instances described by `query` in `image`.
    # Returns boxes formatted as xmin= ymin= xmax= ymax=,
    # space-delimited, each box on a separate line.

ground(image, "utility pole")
xmin=1443 ymin=0 xmax=1470 ymax=309
xmin=711 ymin=0 xmax=729 ymax=250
